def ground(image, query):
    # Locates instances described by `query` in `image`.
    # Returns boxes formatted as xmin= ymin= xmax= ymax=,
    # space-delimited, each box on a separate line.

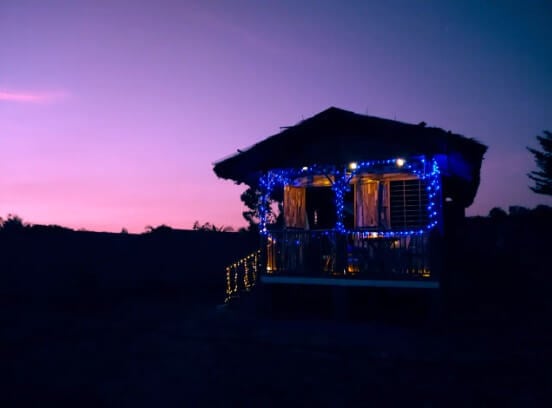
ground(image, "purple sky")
xmin=1 ymin=0 xmax=551 ymax=232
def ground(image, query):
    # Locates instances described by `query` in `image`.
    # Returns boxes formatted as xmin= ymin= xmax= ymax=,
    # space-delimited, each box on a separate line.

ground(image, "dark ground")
xmin=2 ymin=286 xmax=551 ymax=407
xmin=1 ymin=217 xmax=552 ymax=406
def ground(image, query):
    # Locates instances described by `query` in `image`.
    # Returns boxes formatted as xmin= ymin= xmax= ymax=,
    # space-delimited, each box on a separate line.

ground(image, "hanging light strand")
xmin=258 ymin=156 xmax=442 ymax=237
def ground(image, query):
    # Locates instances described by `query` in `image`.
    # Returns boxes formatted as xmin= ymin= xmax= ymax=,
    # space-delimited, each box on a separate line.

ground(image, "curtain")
xmin=284 ymin=186 xmax=307 ymax=228
xmin=379 ymin=181 xmax=390 ymax=228
xmin=355 ymin=181 xmax=378 ymax=227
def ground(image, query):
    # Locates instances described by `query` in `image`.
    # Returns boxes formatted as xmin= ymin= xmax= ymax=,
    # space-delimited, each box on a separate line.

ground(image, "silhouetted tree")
xmin=0 ymin=214 xmax=27 ymax=232
xmin=489 ymin=207 xmax=508 ymax=219
xmin=240 ymin=186 xmax=283 ymax=233
xmin=528 ymin=130 xmax=552 ymax=196
xmin=509 ymin=206 xmax=530 ymax=217
xmin=240 ymin=186 xmax=262 ymax=232
xmin=533 ymin=204 xmax=552 ymax=218
xmin=192 ymin=221 xmax=233 ymax=232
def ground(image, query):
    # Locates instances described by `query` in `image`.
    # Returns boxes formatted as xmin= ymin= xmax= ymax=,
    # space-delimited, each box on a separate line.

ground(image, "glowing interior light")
xmin=396 ymin=158 xmax=405 ymax=167
xmin=301 ymin=166 xmax=309 ymax=171
xmin=348 ymin=162 xmax=358 ymax=170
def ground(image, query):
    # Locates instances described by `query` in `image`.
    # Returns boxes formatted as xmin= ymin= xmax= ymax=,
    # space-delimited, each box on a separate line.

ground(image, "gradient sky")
xmin=1 ymin=0 xmax=551 ymax=232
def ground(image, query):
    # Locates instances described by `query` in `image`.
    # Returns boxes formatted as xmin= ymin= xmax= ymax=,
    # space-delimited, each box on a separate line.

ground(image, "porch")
xmin=263 ymin=229 xmax=439 ymax=287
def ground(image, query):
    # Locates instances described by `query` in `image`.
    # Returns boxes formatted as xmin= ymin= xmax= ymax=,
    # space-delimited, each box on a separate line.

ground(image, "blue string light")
xmin=257 ymin=156 xmax=442 ymax=237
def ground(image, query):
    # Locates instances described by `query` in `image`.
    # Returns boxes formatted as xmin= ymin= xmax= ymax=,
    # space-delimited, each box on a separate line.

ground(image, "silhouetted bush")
xmin=192 ymin=221 xmax=234 ymax=232
xmin=0 ymin=214 xmax=27 ymax=232
xmin=488 ymin=207 xmax=507 ymax=219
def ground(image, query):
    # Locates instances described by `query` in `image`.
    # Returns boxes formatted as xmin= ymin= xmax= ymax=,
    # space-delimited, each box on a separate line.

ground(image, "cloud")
xmin=0 ymin=90 xmax=68 ymax=103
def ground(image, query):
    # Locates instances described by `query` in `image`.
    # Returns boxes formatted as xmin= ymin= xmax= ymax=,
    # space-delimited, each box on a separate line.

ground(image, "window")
xmin=389 ymin=179 xmax=429 ymax=228
xmin=281 ymin=176 xmax=429 ymax=231
xmin=284 ymin=185 xmax=337 ymax=230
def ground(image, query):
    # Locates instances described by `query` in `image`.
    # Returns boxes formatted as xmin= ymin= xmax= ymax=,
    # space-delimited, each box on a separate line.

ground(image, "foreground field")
xmin=3 ymin=288 xmax=550 ymax=407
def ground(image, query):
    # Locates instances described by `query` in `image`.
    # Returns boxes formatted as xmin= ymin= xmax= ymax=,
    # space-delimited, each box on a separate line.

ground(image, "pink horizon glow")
xmin=0 ymin=90 xmax=68 ymax=103
xmin=1 ymin=1 xmax=551 ymax=233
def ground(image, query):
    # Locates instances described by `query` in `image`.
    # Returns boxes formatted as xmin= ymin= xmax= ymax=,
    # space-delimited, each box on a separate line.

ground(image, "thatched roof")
xmin=214 ymin=107 xmax=487 ymax=207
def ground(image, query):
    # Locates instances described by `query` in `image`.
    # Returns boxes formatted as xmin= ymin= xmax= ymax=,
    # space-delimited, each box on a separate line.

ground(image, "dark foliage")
xmin=528 ymin=130 xmax=552 ymax=196
xmin=192 ymin=221 xmax=234 ymax=232
xmin=0 ymin=214 xmax=27 ymax=232
xmin=488 ymin=207 xmax=507 ymax=219
xmin=143 ymin=224 xmax=173 ymax=234
xmin=30 ymin=224 xmax=73 ymax=233
xmin=2 ymin=210 xmax=551 ymax=406
xmin=0 ymin=225 xmax=256 ymax=303
xmin=239 ymin=185 xmax=284 ymax=233
xmin=240 ymin=186 xmax=261 ymax=232
xmin=446 ymin=205 xmax=552 ymax=322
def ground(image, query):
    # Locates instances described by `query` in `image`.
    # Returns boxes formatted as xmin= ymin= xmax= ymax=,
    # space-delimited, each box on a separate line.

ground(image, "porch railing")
xmin=265 ymin=229 xmax=434 ymax=281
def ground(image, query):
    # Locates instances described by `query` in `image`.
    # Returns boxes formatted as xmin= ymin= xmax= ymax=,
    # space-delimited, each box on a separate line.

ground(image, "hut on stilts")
xmin=215 ymin=107 xmax=486 ymax=311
